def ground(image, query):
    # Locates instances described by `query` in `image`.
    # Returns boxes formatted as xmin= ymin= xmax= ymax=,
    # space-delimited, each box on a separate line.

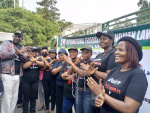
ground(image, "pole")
xmin=14 ymin=0 xmax=15 ymax=8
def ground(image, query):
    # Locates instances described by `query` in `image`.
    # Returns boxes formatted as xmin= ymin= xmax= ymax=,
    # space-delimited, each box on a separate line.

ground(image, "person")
xmin=22 ymin=47 xmax=44 ymax=113
xmin=81 ymin=30 xmax=120 ymax=113
xmin=37 ymin=47 xmax=45 ymax=111
xmin=87 ymin=36 xmax=148 ymax=113
xmin=61 ymin=47 xmax=79 ymax=113
xmin=63 ymin=46 xmax=93 ymax=113
xmin=51 ymin=48 xmax=68 ymax=113
xmin=0 ymin=30 xmax=30 ymax=113
xmin=41 ymin=47 xmax=57 ymax=113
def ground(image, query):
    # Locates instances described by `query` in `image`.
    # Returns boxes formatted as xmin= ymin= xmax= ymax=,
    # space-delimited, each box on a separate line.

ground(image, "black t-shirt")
xmin=77 ymin=60 xmax=97 ymax=88
xmin=43 ymin=58 xmax=57 ymax=80
xmin=101 ymin=66 xmax=148 ymax=113
xmin=93 ymin=49 xmax=120 ymax=72
xmin=22 ymin=56 xmax=42 ymax=82
xmin=13 ymin=43 xmax=22 ymax=75
xmin=60 ymin=61 xmax=76 ymax=99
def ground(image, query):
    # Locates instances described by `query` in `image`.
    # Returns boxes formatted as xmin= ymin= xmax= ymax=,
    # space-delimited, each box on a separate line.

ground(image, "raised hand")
xmin=80 ymin=63 xmax=89 ymax=71
xmin=63 ymin=55 xmax=73 ymax=65
xmin=20 ymin=46 xmax=31 ymax=53
xmin=87 ymin=62 xmax=98 ymax=75
xmin=49 ymin=59 xmax=57 ymax=65
xmin=87 ymin=77 xmax=103 ymax=96
xmin=35 ymin=56 xmax=41 ymax=61
xmin=29 ymin=54 xmax=35 ymax=62
xmin=13 ymin=45 xmax=21 ymax=55
xmin=95 ymin=87 xmax=105 ymax=108
xmin=74 ymin=55 xmax=82 ymax=65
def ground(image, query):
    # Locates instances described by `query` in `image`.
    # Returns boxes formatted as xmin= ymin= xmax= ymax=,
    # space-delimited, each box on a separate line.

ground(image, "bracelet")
xmin=76 ymin=67 xmax=78 ymax=73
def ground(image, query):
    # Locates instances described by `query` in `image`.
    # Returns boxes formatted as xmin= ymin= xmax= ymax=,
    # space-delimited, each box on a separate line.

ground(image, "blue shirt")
xmin=51 ymin=60 xmax=64 ymax=86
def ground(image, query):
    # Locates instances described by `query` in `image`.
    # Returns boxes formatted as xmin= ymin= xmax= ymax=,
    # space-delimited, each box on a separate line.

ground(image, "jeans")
xmin=62 ymin=96 xmax=76 ymax=113
xmin=75 ymin=89 xmax=92 ymax=113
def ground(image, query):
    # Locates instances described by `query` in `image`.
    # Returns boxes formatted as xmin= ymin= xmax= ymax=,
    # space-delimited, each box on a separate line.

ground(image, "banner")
xmin=57 ymin=23 xmax=150 ymax=113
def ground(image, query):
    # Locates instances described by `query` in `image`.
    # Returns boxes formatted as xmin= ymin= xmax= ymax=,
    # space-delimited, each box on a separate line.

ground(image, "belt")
xmin=78 ymin=87 xmax=90 ymax=91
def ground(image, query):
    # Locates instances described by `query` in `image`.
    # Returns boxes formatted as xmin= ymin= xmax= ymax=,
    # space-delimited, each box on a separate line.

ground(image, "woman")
xmin=81 ymin=30 xmax=120 ymax=113
xmin=41 ymin=47 xmax=57 ymax=113
xmin=51 ymin=48 xmax=68 ymax=113
xmin=87 ymin=36 xmax=148 ymax=113
xmin=22 ymin=47 xmax=44 ymax=113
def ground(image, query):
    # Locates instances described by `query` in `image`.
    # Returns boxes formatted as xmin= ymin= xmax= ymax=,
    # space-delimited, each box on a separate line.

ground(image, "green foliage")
xmin=137 ymin=0 xmax=150 ymax=22
xmin=0 ymin=8 xmax=59 ymax=47
xmin=0 ymin=0 xmax=14 ymax=9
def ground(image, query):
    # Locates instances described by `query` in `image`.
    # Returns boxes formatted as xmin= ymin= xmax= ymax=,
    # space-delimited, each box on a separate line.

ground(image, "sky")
xmin=19 ymin=0 xmax=149 ymax=24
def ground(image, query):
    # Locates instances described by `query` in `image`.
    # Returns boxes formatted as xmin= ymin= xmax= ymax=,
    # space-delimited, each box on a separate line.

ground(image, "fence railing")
xmin=102 ymin=7 xmax=150 ymax=31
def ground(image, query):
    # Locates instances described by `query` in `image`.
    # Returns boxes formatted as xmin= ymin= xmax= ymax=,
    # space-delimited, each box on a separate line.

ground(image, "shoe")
xmin=44 ymin=110 xmax=49 ymax=113
xmin=38 ymin=106 xmax=44 ymax=111
xmin=17 ymin=103 xmax=22 ymax=108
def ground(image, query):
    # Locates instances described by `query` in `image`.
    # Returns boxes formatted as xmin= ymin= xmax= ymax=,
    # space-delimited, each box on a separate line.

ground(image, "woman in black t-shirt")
xmin=22 ymin=47 xmax=44 ymax=113
xmin=81 ymin=30 xmax=120 ymax=113
xmin=87 ymin=36 xmax=148 ymax=113
xmin=41 ymin=47 xmax=57 ymax=113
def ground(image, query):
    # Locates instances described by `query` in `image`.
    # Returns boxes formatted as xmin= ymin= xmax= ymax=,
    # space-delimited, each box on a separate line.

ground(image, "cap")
xmin=14 ymin=30 xmax=23 ymax=37
xmin=80 ymin=46 xmax=92 ymax=52
xmin=49 ymin=48 xmax=56 ymax=53
xmin=31 ymin=47 xmax=38 ymax=51
xmin=58 ymin=48 xmax=67 ymax=54
xmin=96 ymin=30 xmax=115 ymax=39
xmin=68 ymin=47 xmax=78 ymax=52
xmin=117 ymin=36 xmax=143 ymax=61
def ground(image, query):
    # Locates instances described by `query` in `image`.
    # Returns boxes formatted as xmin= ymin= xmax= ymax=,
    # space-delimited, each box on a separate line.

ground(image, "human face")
xmin=13 ymin=34 xmax=23 ymax=44
xmin=81 ymin=50 xmax=92 ymax=61
xmin=58 ymin=53 xmax=65 ymax=61
xmin=31 ymin=50 xmax=38 ymax=57
xmin=41 ymin=49 xmax=48 ymax=57
xmin=115 ymin=41 xmax=129 ymax=64
xmin=49 ymin=52 xmax=56 ymax=59
xmin=99 ymin=35 xmax=113 ymax=49
xmin=69 ymin=50 xmax=78 ymax=60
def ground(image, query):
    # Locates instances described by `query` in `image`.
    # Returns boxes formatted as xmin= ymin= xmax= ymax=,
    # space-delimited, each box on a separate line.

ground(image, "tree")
xmin=0 ymin=0 xmax=14 ymax=9
xmin=36 ymin=0 xmax=60 ymax=22
xmin=0 ymin=8 xmax=59 ymax=47
xmin=137 ymin=0 xmax=150 ymax=22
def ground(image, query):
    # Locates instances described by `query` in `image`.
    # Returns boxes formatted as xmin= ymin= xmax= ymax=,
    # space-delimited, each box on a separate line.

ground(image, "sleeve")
xmin=51 ymin=61 xmax=58 ymax=71
xmin=59 ymin=62 xmax=67 ymax=76
xmin=0 ymin=40 xmax=16 ymax=60
xmin=106 ymin=52 xmax=117 ymax=70
xmin=125 ymin=73 xmax=148 ymax=103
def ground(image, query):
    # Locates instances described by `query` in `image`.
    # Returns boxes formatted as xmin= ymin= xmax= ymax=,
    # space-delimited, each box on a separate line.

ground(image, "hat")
xmin=117 ymin=36 xmax=143 ymax=61
xmin=68 ymin=47 xmax=78 ymax=52
xmin=14 ymin=30 xmax=23 ymax=37
xmin=49 ymin=48 xmax=56 ymax=53
xmin=31 ymin=47 xmax=38 ymax=51
xmin=96 ymin=30 xmax=114 ymax=39
xmin=80 ymin=46 xmax=92 ymax=52
xmin=58 ymin=48 xmax=67 ymax=54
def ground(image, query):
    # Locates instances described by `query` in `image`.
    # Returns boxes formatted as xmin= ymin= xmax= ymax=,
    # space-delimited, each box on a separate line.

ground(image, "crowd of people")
xmin=0 ymin=30 xmax=148 ymax=113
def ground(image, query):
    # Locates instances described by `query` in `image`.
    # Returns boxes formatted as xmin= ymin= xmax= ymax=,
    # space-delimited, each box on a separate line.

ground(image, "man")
xmin=0 ymin=30 xmax=30 ymax=113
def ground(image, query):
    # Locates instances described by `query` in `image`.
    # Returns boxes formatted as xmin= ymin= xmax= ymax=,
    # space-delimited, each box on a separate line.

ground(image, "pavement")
xmin=0 ymin=99 xmax=75 ymax=113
